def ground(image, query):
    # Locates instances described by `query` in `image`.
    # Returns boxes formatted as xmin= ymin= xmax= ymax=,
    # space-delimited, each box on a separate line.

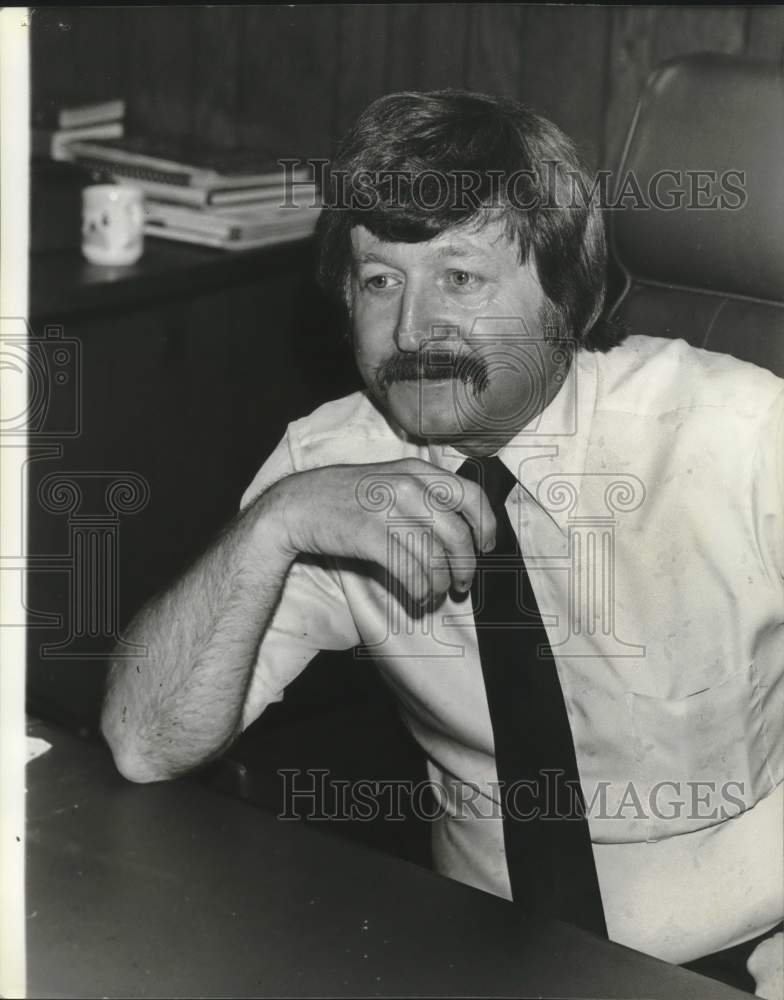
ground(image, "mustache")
xmin=374 ymin=348 xmax=489 ymax=394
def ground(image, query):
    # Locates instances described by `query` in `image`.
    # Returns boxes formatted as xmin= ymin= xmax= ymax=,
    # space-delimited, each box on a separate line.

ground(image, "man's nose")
xmin=394 ymin=284 xmax=447 ymax=353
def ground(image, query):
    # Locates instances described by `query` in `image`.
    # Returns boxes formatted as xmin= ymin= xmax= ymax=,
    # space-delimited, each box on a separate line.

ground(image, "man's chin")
xmin=383 ymin=380 xmax=467 ymax=442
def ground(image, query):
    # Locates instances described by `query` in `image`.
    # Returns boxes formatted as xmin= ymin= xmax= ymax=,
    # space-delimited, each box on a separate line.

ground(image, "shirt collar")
xmin=428 ymin=349 xmax=598 ymax=533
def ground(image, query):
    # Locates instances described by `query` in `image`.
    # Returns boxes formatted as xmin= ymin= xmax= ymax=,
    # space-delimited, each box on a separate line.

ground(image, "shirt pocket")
xmin=625 ymin=666 xmax=779 ymax=841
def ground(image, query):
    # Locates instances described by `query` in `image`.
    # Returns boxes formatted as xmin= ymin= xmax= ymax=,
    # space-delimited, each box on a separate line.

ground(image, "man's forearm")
xmin=101 ymin=486 xmax=294 ymax=783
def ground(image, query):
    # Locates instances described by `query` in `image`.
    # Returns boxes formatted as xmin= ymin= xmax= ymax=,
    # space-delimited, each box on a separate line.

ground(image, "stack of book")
xmin=32 ymin=96 xmax=125 ymax=162
xmin=61 ymin=136 xmax=320 ymax=250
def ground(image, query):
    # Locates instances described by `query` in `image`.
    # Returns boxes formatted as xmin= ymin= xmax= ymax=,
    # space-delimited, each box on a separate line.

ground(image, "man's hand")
xmin=747 ymin=931 xmax=783 ymax=999
xmin=267 ymin=458 xmax=495 ymax=605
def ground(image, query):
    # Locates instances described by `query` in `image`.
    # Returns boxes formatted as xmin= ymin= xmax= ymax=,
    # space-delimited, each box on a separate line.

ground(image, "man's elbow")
xmin=100 ymin=712 xmax=175 ymax=785
xmin=110 ymin=744 xmax=173 ymax=784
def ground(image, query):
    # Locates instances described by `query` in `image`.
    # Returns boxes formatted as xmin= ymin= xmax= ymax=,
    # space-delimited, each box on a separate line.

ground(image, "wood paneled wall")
xmin=32 ymin=5 xmax=784 ymax=170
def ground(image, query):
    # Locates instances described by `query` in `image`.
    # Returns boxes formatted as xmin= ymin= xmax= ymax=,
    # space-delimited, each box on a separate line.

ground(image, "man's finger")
xmin=387 ymin=527 xmax=451 ymax=605
xmin=451 ymin=474 xmax=497 ymax=554
xmin=432 ymin=510 xmax=477 ymax=594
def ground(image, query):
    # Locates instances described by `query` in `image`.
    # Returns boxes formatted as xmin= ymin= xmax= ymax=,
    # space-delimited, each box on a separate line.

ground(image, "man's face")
xmin=349 ymin=218 xmax=568 ymax=455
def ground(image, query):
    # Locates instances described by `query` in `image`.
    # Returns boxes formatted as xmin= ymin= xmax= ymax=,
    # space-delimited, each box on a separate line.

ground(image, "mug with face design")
xmin=81 ymin=185 xmax=144 ymax=266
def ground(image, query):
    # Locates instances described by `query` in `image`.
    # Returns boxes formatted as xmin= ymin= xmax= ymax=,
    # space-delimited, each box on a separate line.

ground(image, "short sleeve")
xmin=237 ymin=429 xmax=362 ymax=730
xmin=240 ymin=430 xmax=297 ymax=510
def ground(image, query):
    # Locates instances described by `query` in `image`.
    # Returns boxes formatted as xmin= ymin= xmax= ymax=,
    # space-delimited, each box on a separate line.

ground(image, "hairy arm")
xmin=101 ymin=457 xmax=491 ymax=785
xmin=101 ymin=484 xmax=295 ymax=783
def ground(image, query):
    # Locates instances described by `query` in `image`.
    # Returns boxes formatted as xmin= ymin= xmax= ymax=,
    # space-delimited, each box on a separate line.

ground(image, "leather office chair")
xmin=608 ymin=52 xmax=784 ymax=377
xmin=607 ymin=56 xmax=784 ymax=992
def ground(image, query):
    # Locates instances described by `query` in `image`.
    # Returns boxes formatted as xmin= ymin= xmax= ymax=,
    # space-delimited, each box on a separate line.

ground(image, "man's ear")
xmin=343 ymin=274 xmax=354 ymax=319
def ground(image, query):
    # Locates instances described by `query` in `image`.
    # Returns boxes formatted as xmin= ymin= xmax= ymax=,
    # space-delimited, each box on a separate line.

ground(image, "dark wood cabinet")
xmin=26 ymin=238 xmax=358 ymax=726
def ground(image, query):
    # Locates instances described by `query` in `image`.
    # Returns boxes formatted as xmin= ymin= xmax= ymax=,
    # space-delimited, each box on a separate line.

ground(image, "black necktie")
xmin=457 ymin=454 xmax=607 ymax=936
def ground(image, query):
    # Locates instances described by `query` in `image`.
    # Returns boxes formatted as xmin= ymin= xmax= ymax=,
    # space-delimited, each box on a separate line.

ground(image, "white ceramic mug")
xmin=81 ymin=185 xmax=144 ymax=266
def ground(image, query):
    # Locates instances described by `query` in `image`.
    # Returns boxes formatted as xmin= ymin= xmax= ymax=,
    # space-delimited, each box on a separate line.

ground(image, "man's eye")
xmin=364 ymin=274 xmax=399 ymax=291
xmin=447 ymin=270 xmax=481 ymax=289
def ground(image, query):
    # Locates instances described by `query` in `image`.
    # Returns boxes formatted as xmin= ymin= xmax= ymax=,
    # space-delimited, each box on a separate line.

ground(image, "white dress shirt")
xmin=239 ymin=335 xmax=784 ymax=964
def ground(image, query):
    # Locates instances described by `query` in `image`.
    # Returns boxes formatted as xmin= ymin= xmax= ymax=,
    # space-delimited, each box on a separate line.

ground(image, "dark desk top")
xmin=26 ymin=720 xmax=747 ymax=999
xmin=29 ymin=236 xmax=313 ymax=322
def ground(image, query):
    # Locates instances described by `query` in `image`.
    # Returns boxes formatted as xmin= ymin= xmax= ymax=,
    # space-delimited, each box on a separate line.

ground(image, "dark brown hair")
xmin=316 ymin=89 xmax=626 ymax=351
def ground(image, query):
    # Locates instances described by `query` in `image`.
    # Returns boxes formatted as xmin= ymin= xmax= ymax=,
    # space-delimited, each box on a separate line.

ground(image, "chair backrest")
xmin=608 ymin=52 xmax=784 ymax=376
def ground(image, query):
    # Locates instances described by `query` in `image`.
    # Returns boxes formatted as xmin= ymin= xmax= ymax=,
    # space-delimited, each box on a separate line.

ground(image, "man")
xmin=102 ymin=91 xmax=783 ymax=994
